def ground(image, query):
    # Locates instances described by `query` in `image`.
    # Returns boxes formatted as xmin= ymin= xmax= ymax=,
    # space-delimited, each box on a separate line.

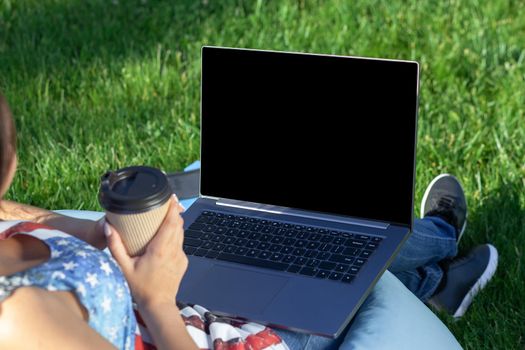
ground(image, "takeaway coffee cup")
xmin=99 ymin=166 xmax=172 ymax=256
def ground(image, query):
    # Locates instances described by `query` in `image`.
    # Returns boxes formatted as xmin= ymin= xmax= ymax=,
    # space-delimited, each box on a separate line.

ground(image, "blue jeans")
xmin=273 ymin=216 xmax=458 ymax=349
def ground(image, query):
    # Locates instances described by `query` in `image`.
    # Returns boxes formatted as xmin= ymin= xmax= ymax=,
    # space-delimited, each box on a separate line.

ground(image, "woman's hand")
xmin=105 ymin=195 xmax=188 ymax=308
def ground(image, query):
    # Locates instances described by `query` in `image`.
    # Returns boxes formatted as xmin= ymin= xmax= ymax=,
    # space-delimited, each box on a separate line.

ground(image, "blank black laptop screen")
xmin=200 ymin=47 xmax=419 ymax=227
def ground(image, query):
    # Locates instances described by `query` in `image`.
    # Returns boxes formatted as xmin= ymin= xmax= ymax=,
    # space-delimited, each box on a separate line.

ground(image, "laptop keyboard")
xmin=183 ymin=211 xmax=383 ymax=284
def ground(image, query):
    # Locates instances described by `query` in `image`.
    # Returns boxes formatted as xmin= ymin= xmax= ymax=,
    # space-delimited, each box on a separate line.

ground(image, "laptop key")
xmin=306 ymin=259 xmax=320 ymax=267
xmin=328 ymin=272 xmax=343 ymax=280
xmin=283 ymin=238 xmax=296 ymax=245
xmin=354 ymin=258 xmax=367 ymax=266
xmin=358 ymin=235 xmax=370 ymax=241
xmin=270 ymin=244 xmax=282 ymax=252
xmin=316 ymin=270 xmax=330 ymax=279
xmin=285 ymin=230 xmax=298 ymax=238
xmin=270 ymin=253 xmax=283 ymax=261
xmin=366 ymin=242 xmax=379 ymax=250
xmin=212 ymin=243 xmax=225 ymax=251
xmin=260 ymin=234 xmax=272 ymax=242
xmin=224 ymin=246 xmax=236 ymax=254
xmin=184 ymin=238 xmax=202 ymax=248
xmin=330 ymin=245 xmax=344 ymax=254
xmin=183 ymin=246 xmax=197 ymax=255
xmin=349 ymin=266 xmax=361 ymax=274
xmin=341 ymin=274 xmax=356 ymax=283
xmin=332 ymin=237 xmax=346 ymax=245
xmin=335 ymin=264 xmax=350 ymax=273
xmin=294 ymin=240 xmax=307 ymax=247
xmin=195 ymin=216 xmax=209 ymax=223
xmin=223 ymin=237 xmax=235 ymax=245
xmin=307 ymin=242 xmax=320 ymax=250
xmin=360 ymin=250 xmax=373 ymax=258
xmin=293 ymin=248 xmax=306 ymax=256
xmin=185 ymin=230 xmax=203 ymax=239
xmin=189 ymin=223 xmax=206 ymax=231
xmin=203 ymin=225 xmax=215 ymax=233
xmin=283 ymin=255 xmax=295 ymax=263
xmin=246 ymin=249 xmax=259 ymax=257
xmin=320 ymin=235 xmax=333 ymax=243
xmin=211 ymin=235 xmax=225 ymax=242
xmin=309 ymin=233 xmax=321 ymax=241
xmin=258 ymin=251 xmax=271 ymax=259
xmin=234 ymin=247 xmax=248 ymax=255
xmin=345 ymin=239 xmax=367 ymax=248
xmin=271 ymin=236 xmax=284 ymax=244
xmin=257 ymin=242 xmax=270 ymax=250
xmin=205 ymin=250 xmax=219 ymax=259
xmin=320 ymin=243 xmax=332 ymax=252
xmin=294 ymin=257 xmax=307 ymax=265
xmin=235 ymin=238 xmax=248 ymax=246
xmin=317 ymin=252 xmax=331 ymax=260
xmin=304 ymin=250 xmax=318 ymax=258
xmin=329 ymin=254 xmax=354 ymax=264
xmin=319 ymin=261 xmax=336 ymax=270
xmin=281 ymin=246 xmax=294 ymax=254
xmin=372 ymin=236 xmax=383 ymax=242
xmin=194 ymin=249 xmax=208 ymax=257
xmin=202 ymin=242 xmax=214 ymax=249
xmin=342 ymin=248 xmax=360 ymax=256
xmin=287 ymin=265 xmax=301 ymax=273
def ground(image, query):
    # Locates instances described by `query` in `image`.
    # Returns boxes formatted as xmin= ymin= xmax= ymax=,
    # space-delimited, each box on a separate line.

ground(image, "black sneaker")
xmin=428 ymin=244 xmax=498 ymax=318
xmin=421 ymin=174 xmax=467 ymax=242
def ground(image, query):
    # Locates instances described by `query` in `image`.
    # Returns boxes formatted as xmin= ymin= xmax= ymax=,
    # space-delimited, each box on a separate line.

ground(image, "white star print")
xmin=51 ymin=249 xmax=62 ymax=258
xmin=106 ymin=326 xmax=118 ymax=341
xmin=76 ymin=250 xmax=88 ymax=258
xmin=47 ymin=284 xmax=57 ymax=291
xmin=85 ymin=272 xmax=99 ymax=288
xmin=63 ymin=261 xmax=78 ymax=271
xmin=51 ymin=271 xmax=66 ymax=280
xmin=76 ymin=283 xmax=87 ymax=297
xmin=56 ymin=239 xmax=69 ymax=246
xmin=101 ymin=296 xmax=112 ymax=313
xmin=116 ymin=286 xmax=125 ymax=300
xmin=100 ymin=260 xmax=113 ymax=276
xmin=10 ymin=276 xmax=23 ymax=285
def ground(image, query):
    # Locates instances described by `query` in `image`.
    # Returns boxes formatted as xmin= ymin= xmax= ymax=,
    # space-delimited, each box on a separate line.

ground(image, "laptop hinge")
xmin=215 ymin=198 xmax=389 ymax=230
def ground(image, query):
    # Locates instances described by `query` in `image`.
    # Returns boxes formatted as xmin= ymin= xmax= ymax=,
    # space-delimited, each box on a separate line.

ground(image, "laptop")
xmin=178 ymin=46 xmax=419 ymax=338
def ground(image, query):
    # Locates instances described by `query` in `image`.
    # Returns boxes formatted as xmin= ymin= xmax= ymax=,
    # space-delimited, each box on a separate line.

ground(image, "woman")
xmin=0 ymin=93 xmax=197 ymax=349
xmin=0 ymin=92 xmax=497 ymax=349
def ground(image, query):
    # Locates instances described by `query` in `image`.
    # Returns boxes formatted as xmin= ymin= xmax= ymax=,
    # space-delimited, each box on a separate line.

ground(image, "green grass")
xmin=1 ymin=0 xmax=524 ymax=348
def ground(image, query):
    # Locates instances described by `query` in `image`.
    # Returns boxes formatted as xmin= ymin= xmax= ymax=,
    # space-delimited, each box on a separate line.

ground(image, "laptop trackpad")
xmin=190 ymin=264 xmax=289 ymax=315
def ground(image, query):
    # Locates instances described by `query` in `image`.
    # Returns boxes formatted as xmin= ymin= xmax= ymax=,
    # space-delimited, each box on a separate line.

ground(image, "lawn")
xmin=1 ymin=0 xmax=524 ymax=348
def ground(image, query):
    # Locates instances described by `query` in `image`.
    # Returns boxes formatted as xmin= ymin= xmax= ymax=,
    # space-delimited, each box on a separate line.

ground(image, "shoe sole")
xmin=420 ymin=173 xmax=467 ymax=243
xmin=452 ymin=244 xmax=498 ymax=318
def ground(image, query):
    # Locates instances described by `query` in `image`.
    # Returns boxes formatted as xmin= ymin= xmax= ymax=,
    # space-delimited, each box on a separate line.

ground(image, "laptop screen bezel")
xmin=199 ymin=46 xmax=419 ymax=230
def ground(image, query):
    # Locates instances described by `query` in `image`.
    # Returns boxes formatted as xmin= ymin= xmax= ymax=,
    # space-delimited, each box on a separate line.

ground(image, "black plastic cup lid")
xmin=98 ymin=166 xmax=172 ymax=214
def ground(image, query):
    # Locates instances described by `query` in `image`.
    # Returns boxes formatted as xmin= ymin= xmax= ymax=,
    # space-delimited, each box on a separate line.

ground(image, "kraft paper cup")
xmin=99 ymin=166 xmax=172 ymax=256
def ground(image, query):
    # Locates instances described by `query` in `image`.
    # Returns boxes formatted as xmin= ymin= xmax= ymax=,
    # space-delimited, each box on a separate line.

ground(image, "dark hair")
xmin=0 ymin=93 xmax=17 ymax=190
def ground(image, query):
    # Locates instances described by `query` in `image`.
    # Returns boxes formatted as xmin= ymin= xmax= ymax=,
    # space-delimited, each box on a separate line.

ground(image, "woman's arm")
xmin=0 ymin=287 xmax=116 ymax=350
xmin=0 ymin=200 xmax=106 ymax=249
xmin=106 ymin=195 xmax=198 ymax=350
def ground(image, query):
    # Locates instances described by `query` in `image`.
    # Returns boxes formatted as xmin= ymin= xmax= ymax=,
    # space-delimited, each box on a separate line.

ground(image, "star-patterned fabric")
xmin=0 ymin=221 xmax=290 ymax=350
xmin=0 ymin=221 xmax=136 ymax=350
